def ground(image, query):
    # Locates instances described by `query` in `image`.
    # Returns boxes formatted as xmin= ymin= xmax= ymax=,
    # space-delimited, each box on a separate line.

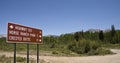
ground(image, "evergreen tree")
xmin=99 ymin=30 xmax=104 ymax=41
xmin=111 ymin=25 xmax=116 ymax=37
xmin=81 ymin=30 xmax=84 ymax=38
xmin=111 ymin=25 xmax=116 ymax=43
xmin=74 ymin=32 xmax=79 ymax=41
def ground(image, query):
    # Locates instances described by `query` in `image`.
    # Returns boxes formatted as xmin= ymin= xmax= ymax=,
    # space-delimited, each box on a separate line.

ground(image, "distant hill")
xmin=0 ymin=34 xmax=6 ymax=38
xmin=87 ymin=29 xmax=100 ymax=33
xmin=87 ymin=29 xmax=111 ymax=33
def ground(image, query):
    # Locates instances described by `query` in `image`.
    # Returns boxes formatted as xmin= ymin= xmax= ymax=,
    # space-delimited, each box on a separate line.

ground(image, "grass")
xmin=0 ymin=55 xmax=12 ymax=63
xmin=16 ymin=57 xmax=26 ymax=62
xmin=102 ymin=43 xmax=120 ymax=49
xmin=0 ymin=55 xmax=49 ymax=63
xmin=0 ymin=55 xmax=37 ymax=63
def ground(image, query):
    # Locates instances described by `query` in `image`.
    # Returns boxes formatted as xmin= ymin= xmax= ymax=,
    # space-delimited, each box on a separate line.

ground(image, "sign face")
xmin=7 ymin=22 xmax=42 ymax=44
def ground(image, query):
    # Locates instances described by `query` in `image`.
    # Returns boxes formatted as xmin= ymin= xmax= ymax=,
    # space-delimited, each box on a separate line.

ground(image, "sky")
xmin=0 ymin=0 xmax=120 ymax=35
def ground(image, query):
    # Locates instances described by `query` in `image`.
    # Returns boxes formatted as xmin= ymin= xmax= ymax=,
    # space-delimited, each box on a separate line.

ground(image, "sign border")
xmin=6 ymin=22 xmax=43 ymax=44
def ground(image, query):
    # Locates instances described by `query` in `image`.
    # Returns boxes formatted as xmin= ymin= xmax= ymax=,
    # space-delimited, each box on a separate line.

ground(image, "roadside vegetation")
xmin=0 ymin=25 xmax=120 ymax=56
xmin=0 ymin=55 xmax=36 ymax=63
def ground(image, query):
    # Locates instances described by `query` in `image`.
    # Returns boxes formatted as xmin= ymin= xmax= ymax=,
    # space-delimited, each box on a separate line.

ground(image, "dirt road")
xmin=0 ymin=49 xmax=120 ymax=63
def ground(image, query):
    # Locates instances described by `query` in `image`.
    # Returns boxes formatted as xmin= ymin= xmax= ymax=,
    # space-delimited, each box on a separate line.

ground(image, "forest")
xmin=0 ymin=25 xmax=120 ymax=56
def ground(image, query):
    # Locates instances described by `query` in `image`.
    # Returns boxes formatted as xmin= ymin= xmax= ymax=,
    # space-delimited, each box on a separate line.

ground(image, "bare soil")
xmin=0 ymin=49 xmax=120 ymax=63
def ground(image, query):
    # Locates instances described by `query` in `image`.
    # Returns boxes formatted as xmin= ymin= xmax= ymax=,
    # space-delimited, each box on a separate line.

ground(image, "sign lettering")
xmin=7 ymin=22 xmax=42 ymax=44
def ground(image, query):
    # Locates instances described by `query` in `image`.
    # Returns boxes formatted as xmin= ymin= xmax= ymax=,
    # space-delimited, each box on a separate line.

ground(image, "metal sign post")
xmin=27 ymin=43 xmax=29 ymax=63
xmin=14 ymin=43 xmax=16 ymax=63
xmin=37 ymin=44 xmax=39 ymax=63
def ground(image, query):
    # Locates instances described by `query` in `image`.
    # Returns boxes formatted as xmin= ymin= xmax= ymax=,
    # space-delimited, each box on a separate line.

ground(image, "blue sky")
xmin=0 ymin=0 xmax=120 ymax=35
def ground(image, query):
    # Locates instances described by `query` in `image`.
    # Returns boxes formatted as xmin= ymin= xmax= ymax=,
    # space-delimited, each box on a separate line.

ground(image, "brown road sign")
xmin=7 ymin=22 xmax=42 ymax=44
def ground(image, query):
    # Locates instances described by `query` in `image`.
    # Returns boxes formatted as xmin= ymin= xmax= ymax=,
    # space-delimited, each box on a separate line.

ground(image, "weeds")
xmin=0 ymin=55 xmax=36 ymax=63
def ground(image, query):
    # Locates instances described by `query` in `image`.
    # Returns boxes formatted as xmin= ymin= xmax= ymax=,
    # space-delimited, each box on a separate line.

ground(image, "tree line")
xmin=44 ymin=25 xmax=120 ymax=45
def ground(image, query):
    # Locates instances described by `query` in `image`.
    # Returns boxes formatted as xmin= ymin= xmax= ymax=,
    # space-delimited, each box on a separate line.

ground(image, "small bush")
xmin=62 ymin=50 xmax=71 ymax=54
xmin=50 ymin=43 xmax=58 ymax=48
xmin=52 ymin=51 xmax=59 ymax=54
xmin=16 ymin=57 xmax=26 ymax=62
xmin=95 ymin=48 xmax=112 ymax=55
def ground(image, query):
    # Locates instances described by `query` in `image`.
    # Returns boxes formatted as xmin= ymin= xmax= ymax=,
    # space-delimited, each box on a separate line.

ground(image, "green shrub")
xmin=50 ymin=43 xmax=56 ymax=48
xmin=61 ymin=50 xmax=71 ymax=54
xmin=68 ymin=40 xmax=96 ymax=54
xmin=95 ymin=48 xmax=112 ymax=55
xmin=16 ymin=57 xmax=26 ymax=62
xmin=68 ymin=39 xmax=105 ymax=55
xmin=52 ymin=51 xmax=59 ymax=54
xmin=90 ymin=41 xmax=100 ymax=50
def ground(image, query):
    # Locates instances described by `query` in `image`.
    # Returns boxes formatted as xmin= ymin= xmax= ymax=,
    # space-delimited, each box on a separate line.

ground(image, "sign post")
xmin=27 ymin=43 xmax=29 ymax=63
xmin=37 ymin=44 xmax=39 ymax=63
xmin=7 ymin=22 xmax=42 ymax=63
xmin=14 ymin=43 xmax=16 ymax=63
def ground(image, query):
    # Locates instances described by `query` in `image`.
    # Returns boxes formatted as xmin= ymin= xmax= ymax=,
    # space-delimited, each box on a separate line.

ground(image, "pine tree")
xmin=74 ymin=32 xmax=79 ymax=41
xmin=99 ymin=30 xmax=104 ymax=41
xmin=111 ymin=25 xmax=116 ymax=43
xmin=111 ymin=25 xmax=116 ymax=37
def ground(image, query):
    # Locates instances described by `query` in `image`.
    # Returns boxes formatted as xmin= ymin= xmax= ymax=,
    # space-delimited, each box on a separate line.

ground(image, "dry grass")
xmin=0 ymin=55 xmax=36 ymax=63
